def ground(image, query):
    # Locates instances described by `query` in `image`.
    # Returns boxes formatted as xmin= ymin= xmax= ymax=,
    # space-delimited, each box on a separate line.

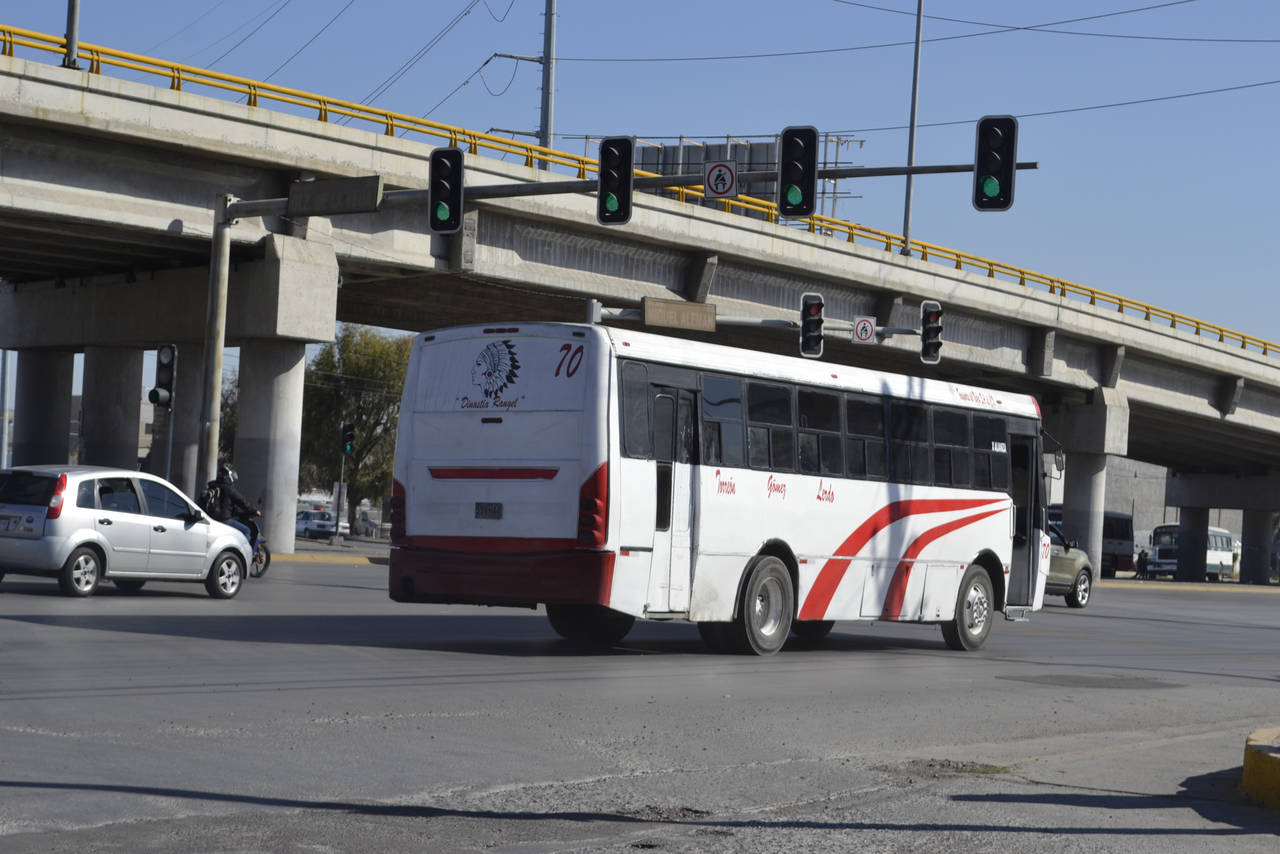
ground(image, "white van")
xmin=1147 ymin=524 xmax=1235 ymax=581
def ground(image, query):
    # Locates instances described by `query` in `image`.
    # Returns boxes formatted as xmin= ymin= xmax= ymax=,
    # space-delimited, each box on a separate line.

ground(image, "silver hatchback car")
xmin=0 ymin=465 xmax=252 ymax=598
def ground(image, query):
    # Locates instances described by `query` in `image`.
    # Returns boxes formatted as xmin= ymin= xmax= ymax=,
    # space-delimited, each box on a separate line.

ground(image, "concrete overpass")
xmin=2 ymin=30 xmax=1279 ymax=577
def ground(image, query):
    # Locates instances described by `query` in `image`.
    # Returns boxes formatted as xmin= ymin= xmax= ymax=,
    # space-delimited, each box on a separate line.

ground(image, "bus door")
xmin=1006 ymin=431 xmax=1045 ymax=608
xmin=647 ymin=387 xmax=697 ymax=613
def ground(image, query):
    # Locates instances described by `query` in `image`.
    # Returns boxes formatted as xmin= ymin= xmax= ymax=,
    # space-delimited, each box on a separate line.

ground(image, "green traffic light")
xmin=785 ymin=184 xmax=803 ymax=206
xmin=981 ymin=175 xmax=1001 ymax=199
xmin=434 ymin=201 xmax=451 ymax=222
xmin=604 ymin=193 xmax=619 ymax=213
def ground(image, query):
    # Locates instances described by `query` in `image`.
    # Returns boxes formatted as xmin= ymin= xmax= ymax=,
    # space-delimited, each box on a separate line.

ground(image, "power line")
xmin=144 ymin=0 xmax=237 ymax=54
xmin=261 ymin=0 xmax=357 ymax=82
xmin=209 ymin=0 xmax=295 ymax=69
xmin=353 ymin=0 xmax=482 ymax=108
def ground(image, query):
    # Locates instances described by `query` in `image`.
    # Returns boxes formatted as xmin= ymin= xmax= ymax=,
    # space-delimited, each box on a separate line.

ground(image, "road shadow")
xmin=0 ymin=610 xmax=952 ymax=658
xmin=952 ymin=766 xmax=1277 ymax=836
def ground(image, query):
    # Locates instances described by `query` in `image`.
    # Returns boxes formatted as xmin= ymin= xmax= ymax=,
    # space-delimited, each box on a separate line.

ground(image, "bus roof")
xmin=420 ymin=322 xmax=1041 ymax=420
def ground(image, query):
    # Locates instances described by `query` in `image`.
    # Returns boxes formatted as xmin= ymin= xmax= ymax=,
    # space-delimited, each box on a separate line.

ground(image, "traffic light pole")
xmin=198 ymin=194 xmax=233 ymax=492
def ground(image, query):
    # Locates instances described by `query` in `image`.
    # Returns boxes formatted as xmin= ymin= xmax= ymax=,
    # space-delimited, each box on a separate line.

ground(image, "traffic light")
xmin=147 ymin=344 xmax=177 ymax=408
xmin=800 ymin=292 xmax=825 ymax=358
xmin=920 ymin=300 xmax=943 ymax=364
xmin=596 ymin=137 xmax=634 ymax=225
xmin=341 ymin=423 xmax=355 ymax=455
xmin=777 ymin=125 xmax=818 ymax=218
xmin=428 ymin=147 xmax=464 ymax=233
xmin=972 ymin=115 xmax=1018 ymax=211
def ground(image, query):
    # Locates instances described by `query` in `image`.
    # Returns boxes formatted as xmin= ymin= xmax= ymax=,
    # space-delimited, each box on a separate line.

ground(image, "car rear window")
xmin=0 ymin=471 xmax=58 ymax=505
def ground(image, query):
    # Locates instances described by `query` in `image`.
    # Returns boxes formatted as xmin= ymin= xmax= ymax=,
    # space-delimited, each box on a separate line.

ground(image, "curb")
xmin=1243 ymin=727 xmax=1280 ymax=810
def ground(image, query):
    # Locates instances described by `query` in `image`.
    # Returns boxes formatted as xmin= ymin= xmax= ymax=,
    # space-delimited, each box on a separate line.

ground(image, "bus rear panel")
xmin=389 ymin=325 xmax=613 ymax=607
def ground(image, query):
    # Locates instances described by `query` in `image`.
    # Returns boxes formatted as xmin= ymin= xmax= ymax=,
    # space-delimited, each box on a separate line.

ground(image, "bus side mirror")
xmin=1054 ymin=449 xmax=1065 ymax=472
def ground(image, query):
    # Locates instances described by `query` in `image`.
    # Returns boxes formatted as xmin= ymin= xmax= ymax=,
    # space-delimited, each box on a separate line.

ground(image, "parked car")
xmin=0 ymin=465 xmax=252 ymax=598
xmin=295 ymin=509 xmax=349 ymax=538
xmin=1045 ymin=523 xmax=1093 ymax=608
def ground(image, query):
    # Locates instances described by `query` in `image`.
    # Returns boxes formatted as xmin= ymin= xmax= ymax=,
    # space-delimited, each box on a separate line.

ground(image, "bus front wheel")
xmin=546 ymin=604 xmax=634 ymax=647
xmin=941 ymin=564 xmax=993 ymax=651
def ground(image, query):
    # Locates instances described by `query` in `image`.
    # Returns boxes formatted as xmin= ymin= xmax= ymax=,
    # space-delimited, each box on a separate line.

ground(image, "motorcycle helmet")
xmin=218 ymin=464 xmax=237 ymax=484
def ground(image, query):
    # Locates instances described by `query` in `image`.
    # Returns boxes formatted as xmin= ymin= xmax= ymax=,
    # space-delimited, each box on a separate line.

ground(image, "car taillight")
xmin=577 ymin=463 xmax=608 ymax=547
xmin=390 ymin=479 xmax=406 ymax=542
xmin=46 ymin=473 xmax=68 ymax=520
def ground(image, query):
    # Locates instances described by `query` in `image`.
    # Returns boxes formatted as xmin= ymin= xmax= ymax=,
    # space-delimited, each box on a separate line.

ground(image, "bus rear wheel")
xmin=941 ymin=564 xmax=993 ymax=651
xmin=727 ymin=555 xmax=794 ymax=656
xmin=546 ymin=604 xmax=634 ymax=647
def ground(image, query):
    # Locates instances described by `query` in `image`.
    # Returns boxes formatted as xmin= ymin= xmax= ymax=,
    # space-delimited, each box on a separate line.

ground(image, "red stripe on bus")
xmin=880 ymin=507 xmax=1007 ymax=620
xmin=798 ymin=497 xmax=1005 ymax=620
xmin=428 ymin=468 xmax=558 ymax=480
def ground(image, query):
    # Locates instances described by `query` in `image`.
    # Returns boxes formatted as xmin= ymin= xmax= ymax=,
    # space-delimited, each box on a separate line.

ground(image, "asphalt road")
xmin=0 ymin=550 xmax=1277 ymax=852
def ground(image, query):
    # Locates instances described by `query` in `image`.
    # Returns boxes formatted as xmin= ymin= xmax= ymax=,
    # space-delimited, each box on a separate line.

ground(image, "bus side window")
xmin=933 ymin=409 xmax=971 ymax=488
xmin=972 ymin=416 xmax=1009 ymax=491
xmin=798 ymin=389 xmax=842 ymax=475
xmin=701 ymin=375 xmax=744 ymax=467
xmin=747 ymin=382 xmax=794 ymax=472
xmin=620 ymin=362 xmax=652 ymax=459
xmin=845 ymin=396 xmax=886 ymax=480
xmin=888 ymin=402 xmax=930 ymax=485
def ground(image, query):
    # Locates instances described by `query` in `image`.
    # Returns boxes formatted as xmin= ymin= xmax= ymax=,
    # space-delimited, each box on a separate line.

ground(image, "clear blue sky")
xmin=2 ymin=0 xmax=1279 ymax=409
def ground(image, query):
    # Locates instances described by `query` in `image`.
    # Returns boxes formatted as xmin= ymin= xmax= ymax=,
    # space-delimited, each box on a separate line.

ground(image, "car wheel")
xmin=303 ymin=528 xmax=314 ymax=539
xmin=791 ymin=619 xmax=835 ymax=642
xmin=113 ymin=579 xmax=146 ymax=594
xmin=205 ymin=551 xmax=244 ymax=599
xmin=58 ymin=546 xmax=101 ymax=597
xmin=1066 ymin=570 xmax=1092 ymax=608
xmin=726 ymin=555 xmax=794 ymax=656
xmin=545 ymin=604 xmax=635 ymax=647
xmin=941 ymin=564 xmax=994 ymax=651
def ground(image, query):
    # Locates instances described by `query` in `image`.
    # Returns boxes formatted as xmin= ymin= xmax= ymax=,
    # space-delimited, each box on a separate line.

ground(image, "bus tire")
xmin=546 ymin=604 xmax=634 ymax=647
xmin=728 ymin=555 xmax=794 ymax=656
xmin=791 ymin=619 xmax=835 ymax=642
xmin=941 ymin=563 xmax=993 ymax=651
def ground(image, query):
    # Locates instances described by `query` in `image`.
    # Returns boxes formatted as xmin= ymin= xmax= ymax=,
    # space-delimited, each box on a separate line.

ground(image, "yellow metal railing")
xmin=2 ymin=24 xmax=1275 ymax=358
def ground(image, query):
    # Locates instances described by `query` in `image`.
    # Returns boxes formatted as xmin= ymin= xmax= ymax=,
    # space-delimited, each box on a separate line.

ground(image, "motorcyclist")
xmin=206 ymin=464 xmax=260 ymax=550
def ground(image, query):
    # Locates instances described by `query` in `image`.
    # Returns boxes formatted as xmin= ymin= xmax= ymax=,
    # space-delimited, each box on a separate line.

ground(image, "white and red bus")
xmin=388 ymin=322 xmax=1051 ymax=654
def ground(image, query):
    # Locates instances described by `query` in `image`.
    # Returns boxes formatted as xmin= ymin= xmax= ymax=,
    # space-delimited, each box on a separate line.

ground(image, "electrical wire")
xmin=209 ymin=0 xmax=295 ymax=68
xmin=481 ymin=0 xmax=519 ymax=23
xmin=831 ymin=0 xmax=1280 ymax=44
xmin=144 ymin=0 xmax=237 ymax=54
xmin=353 ymin=0 xmax=482 ymax=107
xmin=261 ymin=0 xmax=357 ymax=82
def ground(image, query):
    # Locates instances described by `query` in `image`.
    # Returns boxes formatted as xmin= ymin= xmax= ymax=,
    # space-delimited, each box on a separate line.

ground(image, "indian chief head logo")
xmin=471 ymin=340 xmax=521 ymax=398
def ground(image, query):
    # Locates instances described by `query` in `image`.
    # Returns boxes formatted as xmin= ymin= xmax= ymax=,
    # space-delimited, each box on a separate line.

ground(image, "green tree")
xmin=300 ymin=325 xmax=411 ymax=527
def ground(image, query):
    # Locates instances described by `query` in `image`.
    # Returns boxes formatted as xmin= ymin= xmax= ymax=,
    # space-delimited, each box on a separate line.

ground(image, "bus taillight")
xmin=390 ymin=479 xmax=406 ymax=542
xmin=577 ymin=463 xmax=608 ymax=547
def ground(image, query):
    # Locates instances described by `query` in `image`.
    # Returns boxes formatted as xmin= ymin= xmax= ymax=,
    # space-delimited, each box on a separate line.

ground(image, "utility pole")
xmin=899 ymin=0 xmax=924 ymax=256
xmin=0 ymin=350 xmax=10 ymax=468
xmin=62 ymin=0 xmax=81 ymax=69
xmin=539 ymin=0 xmax=556 ymax=168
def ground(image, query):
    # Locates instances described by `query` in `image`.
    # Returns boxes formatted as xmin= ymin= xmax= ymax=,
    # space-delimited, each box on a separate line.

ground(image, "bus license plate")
xmin=475 ymin=502 xmax=503 ymax=520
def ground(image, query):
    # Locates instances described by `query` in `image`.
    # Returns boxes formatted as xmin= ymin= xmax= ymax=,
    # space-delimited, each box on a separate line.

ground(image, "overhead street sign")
xmin=642 ymin=297 xmax=716 ymax=332
xmin=703 ymin=160 xmax=738 ymax=199
xmin=286 ymin=175 xmax=384 ymax=218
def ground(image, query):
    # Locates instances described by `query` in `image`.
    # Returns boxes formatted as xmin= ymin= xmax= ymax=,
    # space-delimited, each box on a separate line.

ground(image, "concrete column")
xmin=12 ymin=349 xmax=74 ymax=465
xmin=80 ymin=347 xmax=143 ymax=469
xmin=1175 ymin=507 xmax=1210 ymax=582
xmin=1062 ymin=452 xmax=1108 ymax=575
xmin=1239 ymin=509 xmax=1275 ymax=586
xmin=146 ymin=341 xmax=206 ymax=497
xmin=233 ymin=339 xmax=306 ymax=555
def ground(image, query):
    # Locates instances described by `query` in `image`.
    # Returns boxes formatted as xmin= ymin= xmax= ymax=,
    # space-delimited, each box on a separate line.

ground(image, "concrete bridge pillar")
xmin=1042 ymin=388 xmax=1129 ymax=578
xmin=80 ymin=346 xmax=143 ymax=469
xmin=1175 ymin=507 xmax=1211 ymax=582
xmin=232 ymin=339 xmax=306 ymax=556
xmin=1239 ymin=509 xmax=1275 ymax=586
xmin=12 ymin=349 xmax=74 ymax=465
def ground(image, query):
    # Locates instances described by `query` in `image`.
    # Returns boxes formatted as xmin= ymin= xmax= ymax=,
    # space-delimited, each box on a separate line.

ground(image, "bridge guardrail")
xmin=1 ymin=24 xmax=1274 ymax=359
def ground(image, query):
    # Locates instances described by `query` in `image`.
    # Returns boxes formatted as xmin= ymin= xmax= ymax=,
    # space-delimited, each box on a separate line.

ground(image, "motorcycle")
xmin=235 ymin=511 xmax=271 ymax=578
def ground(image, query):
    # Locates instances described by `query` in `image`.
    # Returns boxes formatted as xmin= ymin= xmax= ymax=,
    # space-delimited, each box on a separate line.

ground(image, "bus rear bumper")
xmin=388 ymin=545 xmax=616 ymax=607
